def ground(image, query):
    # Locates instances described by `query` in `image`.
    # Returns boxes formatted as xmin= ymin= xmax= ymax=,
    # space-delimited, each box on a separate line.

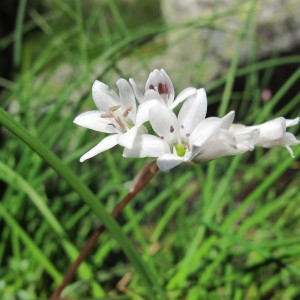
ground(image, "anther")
xmin=158 ymin=82 xmax=169 ymax=95
xmin=170 ymin=125 xmax=174 ymax=133
xmin=149 ymin=84 xmax=155 ymax=90
xmin=116 ymin=117 xmax=127 ymax=131
xmin=186 ymin=133 xmax=190 ymax=137
xmin=109 ymin=105 xmax=121 ymax=112
xmin=122 ymin=106 xmax=133 ymax=117
xmin=101 ymin=112 xmax=113 ymax=118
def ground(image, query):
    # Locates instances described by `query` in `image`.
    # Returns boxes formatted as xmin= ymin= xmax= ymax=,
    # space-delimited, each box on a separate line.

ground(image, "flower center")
xmin=159 ymin=124 xmax=190 ymax=157
xmin=174 ymin=143 xmax=190 ymax=157
xmin=175 ymin=144 xmax=186 ymax=157
xmin=101 ymin=105 xmax=133 ymax=132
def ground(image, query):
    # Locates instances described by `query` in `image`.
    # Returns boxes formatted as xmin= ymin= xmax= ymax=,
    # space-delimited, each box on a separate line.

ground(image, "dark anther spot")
xmin=149 ymin=84 xmax=155 ymax=90
xmin=186 ymin=133 xmax=190 ymax=137
xmin=158 ymin=82 xmax=169 ymax=95
xmin=170 ymin=125 xmax=174 ymax=133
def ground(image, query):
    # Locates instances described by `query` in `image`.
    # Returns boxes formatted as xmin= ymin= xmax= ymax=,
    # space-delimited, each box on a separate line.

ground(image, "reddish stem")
xmin=50 ymin=161 xmax=159 ymax=299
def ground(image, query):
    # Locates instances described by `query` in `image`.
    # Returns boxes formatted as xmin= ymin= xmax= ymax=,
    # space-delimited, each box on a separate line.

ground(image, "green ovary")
xmin=175 ymin=144 xmax=186 ymax=157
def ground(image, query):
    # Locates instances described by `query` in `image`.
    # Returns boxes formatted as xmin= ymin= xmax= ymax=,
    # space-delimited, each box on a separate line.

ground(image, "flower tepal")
xmin=74 ymin=78 xmax=146 ymax=162
xmin=230 ymin=117 xmax=300 ymax=157
xmin=74 ymin=69 xmax=300 ymax=171
xmin=130 ymin=68 xmax=197 ymax=109
xmin=124 ymin=89 xmax=260 ymax=171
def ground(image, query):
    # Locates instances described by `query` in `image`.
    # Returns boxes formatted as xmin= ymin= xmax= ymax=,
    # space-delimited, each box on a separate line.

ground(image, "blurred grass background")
xmin=0 ymin=0 xmax=300 ymax=299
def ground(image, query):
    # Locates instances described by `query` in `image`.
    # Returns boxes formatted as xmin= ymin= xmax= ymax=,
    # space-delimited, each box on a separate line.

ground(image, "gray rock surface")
xmin=158 ymin=0 xmax=300 ymax=86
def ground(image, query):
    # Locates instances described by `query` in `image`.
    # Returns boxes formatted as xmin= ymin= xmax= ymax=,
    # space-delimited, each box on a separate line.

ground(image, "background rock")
xmin=159 ymin=0 xmax=300 ymax=86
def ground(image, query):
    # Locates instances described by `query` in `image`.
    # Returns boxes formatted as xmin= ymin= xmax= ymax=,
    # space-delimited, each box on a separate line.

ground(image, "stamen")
xmin=160 ymin=136 xmax=164 ymax=139
xmin=109 ymin=105 xmax=121 ymax=112
xmin=158 ymin=82 xmax=169 ymax=95
xmin=122 ymin=106 xmax=133 ymax=118
xmin=108 ymin=123 xmax=116 ymax=128
xmin=101 ymin=112 xmax=113 ymax=118
xmin=186 ymin=133 xmax=190 ymax=137
xmin=170 ymin=125 xmax=174 ymax=133
xmin=181 ymin=125 xmax=184 ymax=129
xmin=116 ymin=117 xmax=127 ymax=131
xmin=149 ymin=84 xmax=155 ymax=90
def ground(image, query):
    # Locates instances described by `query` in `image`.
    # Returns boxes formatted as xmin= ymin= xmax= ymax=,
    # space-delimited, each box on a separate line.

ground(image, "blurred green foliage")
xmin=0 ymin=0 xmax=300 ymax=299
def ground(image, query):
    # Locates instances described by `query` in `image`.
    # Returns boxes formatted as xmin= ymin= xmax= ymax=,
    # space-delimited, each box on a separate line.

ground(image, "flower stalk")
xmin=50 ymin=161 xmax=159 ymax=299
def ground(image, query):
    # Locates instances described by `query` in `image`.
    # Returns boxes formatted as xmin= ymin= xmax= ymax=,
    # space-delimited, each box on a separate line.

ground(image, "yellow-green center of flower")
xmin=175 ymin=143 xmax=186 ymax=157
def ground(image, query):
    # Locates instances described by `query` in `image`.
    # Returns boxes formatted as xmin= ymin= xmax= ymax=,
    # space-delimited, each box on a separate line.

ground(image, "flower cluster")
xmin=74 ymin=69 xmax=300 ymax=171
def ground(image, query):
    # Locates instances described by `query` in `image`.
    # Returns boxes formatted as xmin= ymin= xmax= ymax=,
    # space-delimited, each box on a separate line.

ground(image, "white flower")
xmin=230 ymin=117 xmax=300 ymax=157
xmin=74 ymin=79 xmax=146 ymax=162
xmin=123 ymin=89 xmax=258 ymax=171
xmin=74 ymin=69 xmax=300 ymax=170
xmin=129 ymin=69 xmax=196 ymax=109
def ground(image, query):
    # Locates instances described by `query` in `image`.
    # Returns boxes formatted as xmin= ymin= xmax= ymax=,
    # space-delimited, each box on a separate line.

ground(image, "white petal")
xmin=145 ymin=69 xmax=175 ymax=103
xmin=261 ymin=132 xmax=300 ymax=149
xmin=123 ymin=134 xmax=170 ymax=158
xmin=135 ymin=99 xmax=162 ymax=126
xmin=73 ymin=111 xmax=119 ymax=133
xmin=192 ymin=129 xmax=252 ymax=163
xmin=243 ymin=117 xmax=292 ymax=147
xmin=92 ymin=80 xmax=119 ymax=111
xmin=190 ymin=118 xmax=222 ymax=147
xmin=160 ymin=69 xmax=175 ymax=105
xmin=234 ymin=128 xmax=260 ymax=151
xmin=170 ymin=87 xmax=197 ymax=110
xmin=80 ymin=134 xmax=119 ymax=162
xmin=178 ymin=88 xmax=207 ymax=135
xmin=190 ymin=111 xmax=235 ymax=147
xmin=230 ymin=117 xmax=300 ymax=149
xmin=144 ymin=89 xmax=165 ymax=103
xmin=286 ymin=117 xmax=300 ymax=127
xmin=149 ymin=102 xmax=179 ymax=143
xmin=129 ymin=78 xmax=144 ymax=103
xmin=157 ymin=154 xmax=185 ymax=172
xmin=280 ymin=132 xmax=300 ymax=146
xmin=229 ymin=123 xmax=248 ymax=133
xmin=255 ymin=117 xmax=286 ymax=143
xmin=116 ymin=79 xmax=136 ymax=116
xmin=220 ymin=111 xmax=235 ymax=129
xmin=118 ymin=126 xmax=139 ymax=148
